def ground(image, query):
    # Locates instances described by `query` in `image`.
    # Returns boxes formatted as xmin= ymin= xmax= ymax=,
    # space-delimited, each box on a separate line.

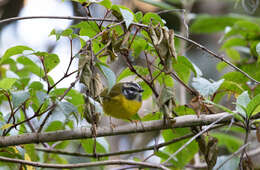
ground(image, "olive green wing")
xmin=100 ymin=83 xmax=123 ymax=98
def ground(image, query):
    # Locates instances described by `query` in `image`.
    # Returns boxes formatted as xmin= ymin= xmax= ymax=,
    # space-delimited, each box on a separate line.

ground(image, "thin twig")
xmin=215 ymin=142 xmax=250 ymax=170
xmin=0 ymin=16 xmax=117 ymax=25
xmin=0 ymin=156 xmax=170 ymax=170
xmin=35 ymin=133 xmax=194 ymax=158
xmin=162 ymin=114 xmax=231 ymax=164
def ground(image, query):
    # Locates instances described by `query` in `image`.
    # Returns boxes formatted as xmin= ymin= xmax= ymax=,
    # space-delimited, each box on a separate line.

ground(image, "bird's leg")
xmin=128 ymin=119 xmax=145 ymax=132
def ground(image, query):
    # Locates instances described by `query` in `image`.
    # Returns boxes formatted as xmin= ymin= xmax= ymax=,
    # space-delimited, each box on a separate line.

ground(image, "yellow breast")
xmin=102 ymin=94 xmax=142 ymax=119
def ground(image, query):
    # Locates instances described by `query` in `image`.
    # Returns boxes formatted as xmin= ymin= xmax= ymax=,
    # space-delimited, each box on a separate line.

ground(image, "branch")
xmin=0 ymin=112 xmax=233 ymax=147
xmin=0 ymin=156 xmax=169 ymax=170
xmin=0 ymin=16 xmax=117 ymax=25
xmin=35 ymin=133 xmax=194 ymax=158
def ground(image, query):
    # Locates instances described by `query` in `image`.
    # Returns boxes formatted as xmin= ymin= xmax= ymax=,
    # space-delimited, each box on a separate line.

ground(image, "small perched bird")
xmin=101 ymin=82 xmax=144 ymax=120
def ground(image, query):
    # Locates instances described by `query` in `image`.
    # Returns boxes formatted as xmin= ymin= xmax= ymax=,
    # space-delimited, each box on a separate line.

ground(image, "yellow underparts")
xmin=102 ymin=94 xmax=142 ymax=119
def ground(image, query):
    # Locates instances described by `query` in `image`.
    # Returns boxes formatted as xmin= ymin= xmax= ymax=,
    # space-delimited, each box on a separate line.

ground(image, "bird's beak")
xmin=139 ymin=88 xmax=144 ymax=93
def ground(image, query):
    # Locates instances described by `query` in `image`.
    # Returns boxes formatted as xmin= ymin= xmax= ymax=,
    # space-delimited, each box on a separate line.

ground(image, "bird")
xmin=101 ymin=82 xmax=144 ymax=120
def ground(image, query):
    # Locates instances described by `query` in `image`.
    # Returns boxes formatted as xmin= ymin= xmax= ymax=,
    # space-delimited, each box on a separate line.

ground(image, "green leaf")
xmin=235 ymin=91 xmax=250 ymax=118
xmin=81 ymin=138 xmax=109 ymax=159
xmin=61 ymin=28 xmax=73 ymax=36
xmin=142 ymin=112 xmax=162 ymax=121
xmin=71 ymin=21 xmax=100 ymax=38
xmin=33 ymin=52 xmax=60 ymax=73
xmin=29 ymin=81 xmax=44 ymax=90
xmin=99 ymin=0 xmax=112 ymax=9
xmin=218 ymin=80 xmax=244 ymax=95
xmin=216 ymin=62 xmax=228 ymax=72
xmin=24 ymin=144 xmax=38 ymax=162
xmin=246 ymin=93 xmax=260 ymax=117
xmin=190 ymin=15 xmax=242 ymax=33
xmin=221 ymin=37 xmax=247 ymax=49
xmin=135 ymin=11 xmax=143 ymax=22
xmin=45 ymin=121 xmax=63 ymax=132
xmin=139 ymin=0 xmax=174 ymax=10
xmin=211 ymin=133 xmax=243 ymax=152
xmin=173 ymin=105 xmax=196 ymax=116
xmin=142 ymin=12 xmax=164 ymax=26
xmin=222 ymin=71 xmax=248 ymax=84
xmin=117 ymin=68 xmax=135 ymax=82
xmin=139 ymin=81 xmax=152 ymax=100
xmin=17 ymin=56 xmax=44 ymax=77
xmin=119 ymin=8 xmax=134 ymax=29
xmin=11 ymin=90 xmax=30 ymax=108
xmin=162 ymin=128 xmax=198 ymax=168
xmin=191 ymin=77 xmax=224 ymax=97
xmin=225 ymin=48 xmax=240 ymax=61
xmin=1 ymin=123 xmax=13 ymax=130
xmin=0 ymin=78 xmax=17 ymax=90
xmin=0 ymin=46 xmax=33 ymax=65
xmin=96 ymin=63 xmax=116 ymax=92
xmin=173 ymin=56 xmax=197 ymax=82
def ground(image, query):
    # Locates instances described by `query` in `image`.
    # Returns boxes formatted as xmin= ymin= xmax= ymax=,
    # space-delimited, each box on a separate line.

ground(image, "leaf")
xmin=173 ymin=56 xmax=198 ymax=82
xmin=96 ymin=63 xmax=116 ymax=92
xmin=24 ymin=144 xmax=38 ymax=162
xmin=81 ymin=138 xmax=109 ymax=160
xmin=0 ymin=45 xmax=33 ymax=65
xmin=221 ymin=37 xmax=247 ymax=49
xmin=218 ymin=80 xmax=244 ymax=94
xmin=29 ymin=81 xmax=44 ymax=90
xmin=173 ymin=105 xmax=196 ymax=116
xmin=99 ymin=0 xmax=112 ymax=9
xmin=235 ymin=91 xmax=250 ymax=118
xmin=56 ymin=101 xmax=78 ymax=115
xmin=88 ymin=96 xmax=103 ymax=114
xmin=142 ymin=112 xmax=162 ymax=121
xmin=213 ymin=156 xmax=239 ymax=170
xmin=204 ymin=100 xmax=243 ymax=122
xmin=0 ymin=78 xmax=17 ymax=90
xmin=256 ymin=42 xmax=260 ymax=57
xmin=211 ymin=133 xmax=243 ymax=153
xmin=17 ymin=56 xmax=44 ymax=77
xmin=1 ymin=123 xmax=13 ymax=130
xmin=191 ymin=77 xmax=224 ymax=97
xmin=162 ymin=128 xmax=198 ymax=168
xmin=216 ymin=62 xmax=228 ymax=72
xmin=119 ymin=8 xmax=134 ymax=29
xmin=135 ymin=11 xmax=143 ymax=22
xmin=33 ymin=52 xmax=60 ymax=73
xmin=139 ymin=0 xmax=174 ymax=10
xmin=246 ymin=93 xmax=260 ymax=117
xmin=71 ymin=21 xmax=100 ymax=38
xmin=190 ymin=15 xmax=242 ymax=33
xmin=36 ymin=91 xmax=48 ymax=105
xmin=45 ymin=121 xmax=63 ymax=132
xmin=142 ymin=12 xmax=164 ymax=26
xmin=117 ymin=68 xmax=135 ymax=82
xmin=11 ymin=90 xmax=30 ymax=108
xmin=226 ymin=48 xmax=240 ymax=61
xmin=24 ymin=153 xmax=35 ymax=170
